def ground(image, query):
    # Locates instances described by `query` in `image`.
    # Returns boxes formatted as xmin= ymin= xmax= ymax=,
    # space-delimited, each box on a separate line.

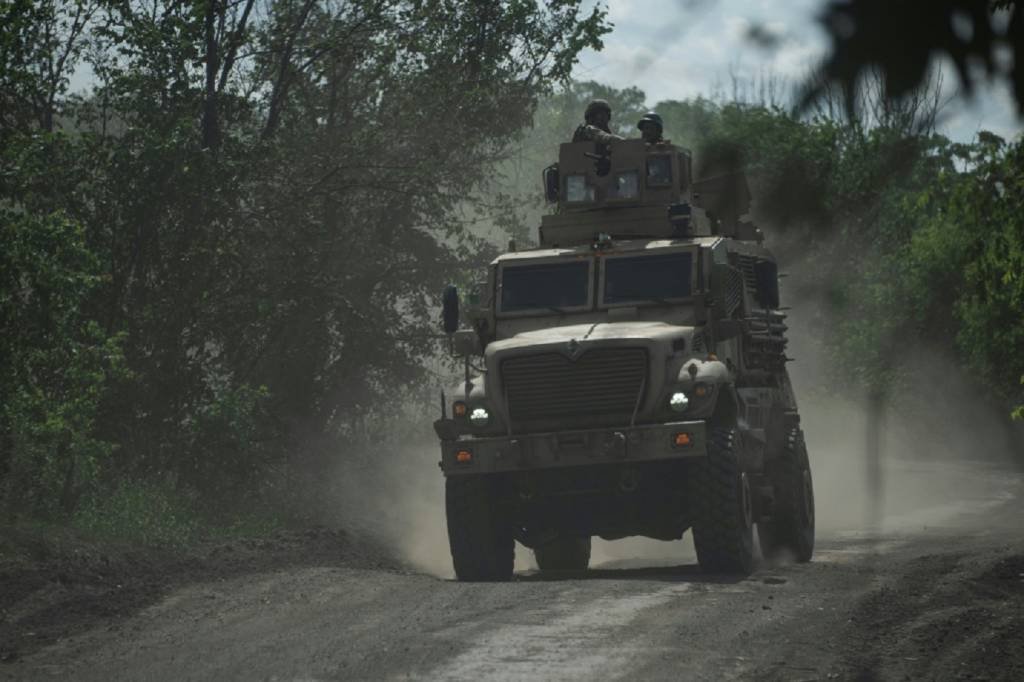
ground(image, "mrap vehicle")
xmin=433 ymin=137 xmax=814 ymax=580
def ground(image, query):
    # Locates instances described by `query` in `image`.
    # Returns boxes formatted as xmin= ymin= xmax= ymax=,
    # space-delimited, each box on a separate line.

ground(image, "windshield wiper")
xmin=514 ymin=302 xmax=573 ymax=314
xmin=606 ymin=293 xmax=674 ymax=306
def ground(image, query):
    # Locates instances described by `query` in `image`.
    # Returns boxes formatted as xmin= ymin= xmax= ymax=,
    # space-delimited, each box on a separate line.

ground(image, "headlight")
xmin=669 ymin=392 xmax=689 ymax=412
xmin=469 ymin=407 xmax=490 ymax=426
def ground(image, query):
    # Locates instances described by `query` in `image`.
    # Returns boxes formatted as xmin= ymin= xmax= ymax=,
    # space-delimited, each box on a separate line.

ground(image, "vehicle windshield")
xmin=500 ymin=260 xmax=590 ymax=313
xmin=603 ymin=252 xmax=692 ymax=304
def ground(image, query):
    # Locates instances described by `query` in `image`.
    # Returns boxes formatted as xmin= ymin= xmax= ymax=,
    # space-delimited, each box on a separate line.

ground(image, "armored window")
xmin=610 ymin=170 xmax=639 ymax=200
xmin=646 ymin=155 xmax=673 ymax=187
xmin=500 ymin=260 xmax=590 ymax=313
xmin=565 ymin=174 xmax=594 ymax=202
xmin=603 ymin=252 xmax=693 ymax=305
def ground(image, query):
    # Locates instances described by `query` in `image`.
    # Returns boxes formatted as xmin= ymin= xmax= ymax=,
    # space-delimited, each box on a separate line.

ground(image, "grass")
xmin=70 ymin=478 xmax=284 ymax=548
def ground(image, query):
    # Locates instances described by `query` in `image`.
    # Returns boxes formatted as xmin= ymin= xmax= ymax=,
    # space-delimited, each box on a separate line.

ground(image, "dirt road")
xmin=2 ymin=459 xmax=1022 ymax=681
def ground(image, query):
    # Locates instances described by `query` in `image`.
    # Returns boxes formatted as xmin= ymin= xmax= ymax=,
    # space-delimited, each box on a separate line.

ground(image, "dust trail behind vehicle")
xmin=326 ymin=263 xmax=1021 ymax=578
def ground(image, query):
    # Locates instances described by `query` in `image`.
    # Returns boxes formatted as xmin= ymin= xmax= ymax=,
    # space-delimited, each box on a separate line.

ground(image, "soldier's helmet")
xmin=584 ymin=99 xmax=612 ymax=121
xmin=637 ymin=111 xmax=663 ymax=132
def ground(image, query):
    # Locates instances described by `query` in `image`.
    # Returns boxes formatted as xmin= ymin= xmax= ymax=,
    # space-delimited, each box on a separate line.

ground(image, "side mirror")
xmin=442 ymin=284 xmax=459 ymax=334
xmin=543 ymin=164 xmax=559 ymax=202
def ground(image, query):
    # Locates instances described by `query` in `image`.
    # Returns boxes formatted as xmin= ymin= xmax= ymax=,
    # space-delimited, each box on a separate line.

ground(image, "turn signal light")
xmin=453 ymin=402 xmax=467 ymax=418
xmin=673 ymin=432 xmax=692 ymax=447
xmin=455 ymin=449 xmax=473 ymax=463
xmin=694 ymin=384 xmax=709 ymax=397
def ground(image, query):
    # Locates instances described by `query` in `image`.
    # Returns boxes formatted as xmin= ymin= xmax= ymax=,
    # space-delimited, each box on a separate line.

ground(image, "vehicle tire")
xmin=446 ymin=475 xmax=514 ymax=581
xmin=534 ymin=536 xmax=592 ymax=572
xmin=758 ymin=427 xmax=815 ymax=562
xmin=689 ymin=427 xmax=756 ymax=575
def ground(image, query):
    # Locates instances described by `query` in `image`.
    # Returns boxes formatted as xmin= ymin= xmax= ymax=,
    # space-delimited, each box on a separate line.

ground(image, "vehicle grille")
xmin=723 ymin=266 xmax=744 ymax=316
xmin=500 ymin=348 xmax=648 ymax=431
xmin=738 ymin=255 xmax=759 ymax=292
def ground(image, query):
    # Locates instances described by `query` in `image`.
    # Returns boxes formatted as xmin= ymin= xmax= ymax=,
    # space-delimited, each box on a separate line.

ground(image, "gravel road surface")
xmin=2 ymin=460 xmax=1022 ymax=681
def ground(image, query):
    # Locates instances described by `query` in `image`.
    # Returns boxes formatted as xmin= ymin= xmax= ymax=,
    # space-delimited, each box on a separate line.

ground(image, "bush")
xmin=0 ymin=209 xmax=125 ymax=518
xmin=73 ymin=477 xmax=283 ymax=546
xmin=73 ymin=478 xmax=202 ymax=546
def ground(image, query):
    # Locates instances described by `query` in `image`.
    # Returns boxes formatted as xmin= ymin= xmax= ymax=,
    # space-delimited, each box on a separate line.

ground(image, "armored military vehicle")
xmin=434 ymin=138 xmax=814 ymax=581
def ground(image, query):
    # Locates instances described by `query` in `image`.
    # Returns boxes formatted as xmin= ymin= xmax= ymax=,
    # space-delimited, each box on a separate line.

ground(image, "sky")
xmin=571 ymin=0 xmax=1023 ymax=143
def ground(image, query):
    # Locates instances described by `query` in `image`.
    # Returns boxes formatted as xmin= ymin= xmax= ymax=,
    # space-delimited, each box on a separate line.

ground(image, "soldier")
xmin=572 ymin=99 xmax=624 ymax=145
xmin=637 ymin=111 xmax=665 ymax=144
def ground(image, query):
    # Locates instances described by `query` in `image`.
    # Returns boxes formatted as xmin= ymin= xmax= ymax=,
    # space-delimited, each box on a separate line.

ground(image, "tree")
xmin=0 ymin=0 xmax=97 ymax=136
xmin=802 ymin=0 xmax=1022 ymax=118
xmin=0 ymin=209 xmax=125 ymax=517
xmin=0 ymin=0 xmax=610 ymax=519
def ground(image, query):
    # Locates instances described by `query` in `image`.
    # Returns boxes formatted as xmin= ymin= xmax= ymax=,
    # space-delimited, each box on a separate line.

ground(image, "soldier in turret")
xmin=572 ymin=99 xmax=624 ymax=145
xmin=637 ymin=111 xmax=665 ymax=144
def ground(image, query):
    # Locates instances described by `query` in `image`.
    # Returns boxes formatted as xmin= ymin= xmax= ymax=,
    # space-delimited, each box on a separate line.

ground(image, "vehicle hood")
xmin=486 ymin=321 xmax=694 ymax=358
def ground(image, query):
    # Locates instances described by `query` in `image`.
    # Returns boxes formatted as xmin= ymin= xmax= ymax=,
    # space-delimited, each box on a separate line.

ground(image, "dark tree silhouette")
xmin=802 ymin=0 xmax=1022 ymax=116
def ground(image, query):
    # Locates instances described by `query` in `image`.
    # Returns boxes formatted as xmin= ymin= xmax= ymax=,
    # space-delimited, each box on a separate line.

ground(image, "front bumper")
xmin=439 ymin=420 xmax=706 ymax=475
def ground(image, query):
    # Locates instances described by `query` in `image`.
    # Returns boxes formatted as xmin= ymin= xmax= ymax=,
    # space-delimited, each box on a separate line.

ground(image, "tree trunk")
xmin=262 ymin=0 xmax=316 ymax=140
xmin=202 ymin=0 xmax=221 ymax=150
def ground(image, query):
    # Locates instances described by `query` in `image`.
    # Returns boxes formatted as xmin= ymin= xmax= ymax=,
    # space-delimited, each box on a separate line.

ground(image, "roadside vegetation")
xmin=0 ymin=0 xmax=610 ymax=543
xmin=2 ymin=0 xmax=1022 ymax=546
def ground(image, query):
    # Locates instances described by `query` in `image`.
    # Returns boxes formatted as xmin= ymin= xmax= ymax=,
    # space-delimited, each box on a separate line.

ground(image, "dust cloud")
xmin=333 ymin=440 xmax=697 ymax=575
xmin=330 ymin=439 xmax=453 ymax=577
xmin=332 ymin=316 xmax=1021 ymax=576
xmin=333 ymin=357 xmax=1021 ymax=577
xmin=788 ymin=309 xmax=1022 ymax=537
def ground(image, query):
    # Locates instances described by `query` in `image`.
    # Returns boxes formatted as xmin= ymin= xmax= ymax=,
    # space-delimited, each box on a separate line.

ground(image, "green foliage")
xmin=73 ymin=478 xmax=202 ymax=546
xmin=828 ymin=132 xmax=1024 ymax=406
xmin=180 ymin=382 xmax=272 ymax=502
xmin=0 ymin=0 xmax=92 ymax=134
xmin=0 ymin=1 xmax=609 ymax=531
xmin=0 ymin=208 xmax=126 ymax=517
xmin=941 ymin=137 xmax=1024 ymax=400
xmin=72 ymin=477 xmax=283 ymax=546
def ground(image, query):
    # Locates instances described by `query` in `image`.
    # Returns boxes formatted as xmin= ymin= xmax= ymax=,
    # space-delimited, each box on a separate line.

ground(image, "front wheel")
xmin=446 ymin=476 xmax=515 ymax=581
xmin=534 ymin=536 xmax=591 ymax=572
xmin=758 ymin=427 xmax=815 ymax=562
xmin=689 ymin=427 xmax=756 ymax=575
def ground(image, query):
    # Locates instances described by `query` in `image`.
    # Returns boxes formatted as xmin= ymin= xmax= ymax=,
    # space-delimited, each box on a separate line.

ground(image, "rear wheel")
xmin=446 ymin=476 xmax=514 ymax=581
xmin=689 ymin=427 xmax=756 ymax=575
xmin=758 ymin=427 xmax=815 ymax=562
xmin=534 ymin=536 xmax=591 ymax=572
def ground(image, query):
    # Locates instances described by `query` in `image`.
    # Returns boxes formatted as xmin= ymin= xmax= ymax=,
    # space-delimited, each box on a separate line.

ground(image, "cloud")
xmin=724 ymin=15 xmax=751 ymax=43
xmin=573 ymin=0 xmax=1023 ymax=141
